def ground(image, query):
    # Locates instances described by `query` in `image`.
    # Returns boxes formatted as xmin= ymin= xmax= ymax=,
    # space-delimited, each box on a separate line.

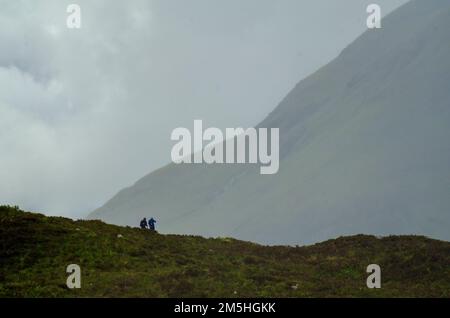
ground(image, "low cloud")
xmin=0 ymin=0 xmax=408 ymax=218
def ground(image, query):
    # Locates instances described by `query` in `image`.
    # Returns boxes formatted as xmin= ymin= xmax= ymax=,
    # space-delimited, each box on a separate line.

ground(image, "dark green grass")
xmin=0 ymin=206 xmax=449 ymax=297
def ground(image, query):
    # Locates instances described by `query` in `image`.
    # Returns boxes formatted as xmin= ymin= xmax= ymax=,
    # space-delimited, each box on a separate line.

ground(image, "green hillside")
xmin=0 ymin=206 xmax=449 ymax=297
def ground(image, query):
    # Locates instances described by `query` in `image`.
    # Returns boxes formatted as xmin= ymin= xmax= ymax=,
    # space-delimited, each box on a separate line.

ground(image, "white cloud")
xmin=0 ymin=0 xmax=408 ymax=218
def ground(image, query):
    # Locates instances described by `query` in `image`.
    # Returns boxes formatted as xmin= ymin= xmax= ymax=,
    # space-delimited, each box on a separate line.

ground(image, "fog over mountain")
xmin=0 ymin=0 xmax=407 ymax=218
xmin=89 ymin=0 xmax=450 ymax=245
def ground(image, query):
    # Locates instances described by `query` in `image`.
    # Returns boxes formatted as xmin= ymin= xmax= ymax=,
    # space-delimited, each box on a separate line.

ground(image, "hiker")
xmin=140 ymin=217 xmax=148 ymax=229
xmin=148 ymin=217 xmax=156 ymax=231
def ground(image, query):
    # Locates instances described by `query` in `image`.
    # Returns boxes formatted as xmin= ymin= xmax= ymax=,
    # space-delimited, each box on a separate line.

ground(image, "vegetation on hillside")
xmin=0 ymin=206 xmax=449 ymax=297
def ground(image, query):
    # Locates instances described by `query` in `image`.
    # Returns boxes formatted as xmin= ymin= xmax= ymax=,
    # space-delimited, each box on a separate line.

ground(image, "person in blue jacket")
xmin=140 ymin=217 xmax=148 ymax=229
xmin=148 ymin=217 xmax=156 ymax=231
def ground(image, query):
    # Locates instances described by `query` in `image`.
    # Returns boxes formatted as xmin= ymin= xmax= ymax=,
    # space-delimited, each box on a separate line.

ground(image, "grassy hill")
xmin=0 ymin=206 xmax=449 ymax=298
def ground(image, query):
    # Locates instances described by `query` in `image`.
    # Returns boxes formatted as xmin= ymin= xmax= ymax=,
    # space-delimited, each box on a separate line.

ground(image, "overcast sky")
xmin=0 ymin=0 xmax=408 ymax=218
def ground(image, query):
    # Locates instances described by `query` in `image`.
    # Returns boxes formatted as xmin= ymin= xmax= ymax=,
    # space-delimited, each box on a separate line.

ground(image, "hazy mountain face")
xmin=89 ymin=0 xmax=450 ymax=245
xmin=1 ymin=0 xmax=407 ymax=218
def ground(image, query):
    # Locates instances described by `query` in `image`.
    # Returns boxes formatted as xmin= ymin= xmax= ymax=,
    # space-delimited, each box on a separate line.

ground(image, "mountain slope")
xmin=89 ymin=0 xmax=450 ymax=245
xmin=1 ymin=206 xmax=449 ymax=297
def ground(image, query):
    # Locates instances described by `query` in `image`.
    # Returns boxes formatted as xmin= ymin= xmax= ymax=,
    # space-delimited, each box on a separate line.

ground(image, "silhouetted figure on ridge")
xmin=148 ymin=217 xmax=156 ymax=231
xmin=140 ymin=217 xmax=148 ymax=229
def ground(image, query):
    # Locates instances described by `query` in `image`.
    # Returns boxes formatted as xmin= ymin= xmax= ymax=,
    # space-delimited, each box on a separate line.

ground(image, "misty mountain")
xmin=89 ymin=0 xmax=450 ymax=245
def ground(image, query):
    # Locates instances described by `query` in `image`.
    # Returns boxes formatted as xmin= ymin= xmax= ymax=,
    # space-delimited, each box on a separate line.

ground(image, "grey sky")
xmin=0 ymin=0 xmax=408 ymax=218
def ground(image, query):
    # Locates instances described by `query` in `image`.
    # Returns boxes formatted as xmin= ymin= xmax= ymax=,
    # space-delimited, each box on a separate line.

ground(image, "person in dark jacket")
xmin=148 ymin=217 xmax=156 ymax=231
xmin=140 ymin=217 xmax=148 ymax=229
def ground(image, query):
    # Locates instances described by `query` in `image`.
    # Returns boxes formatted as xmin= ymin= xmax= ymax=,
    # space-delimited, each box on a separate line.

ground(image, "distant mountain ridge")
xmin=89 ymin=0 xmax=450 ymax=245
